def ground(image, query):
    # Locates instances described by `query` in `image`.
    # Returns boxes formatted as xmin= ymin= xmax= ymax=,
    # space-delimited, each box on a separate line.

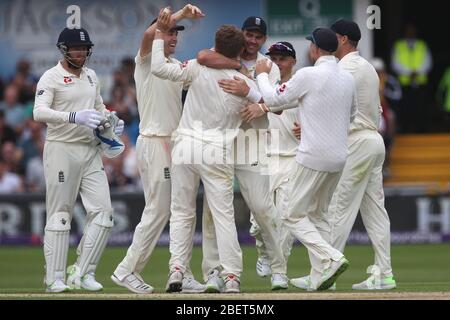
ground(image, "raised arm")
xmin=140 ymin=4 xmax=204 ymax=57
xmin=151 ymin=9 xmax=200 ymax=82
xmin=197 ymin=49 xmax=241 ymax=70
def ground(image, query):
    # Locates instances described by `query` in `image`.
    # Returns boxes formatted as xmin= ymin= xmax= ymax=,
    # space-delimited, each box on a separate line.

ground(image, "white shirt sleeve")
xmin=246 ymin=86 xmax=262 ymax=103
xmin=151 ymin=39 xmax=200 ymax=83
xmin=33 ymin=73 xmax=70 ymax=124
xmin=257 ymin=69 xmax=308 ymax=112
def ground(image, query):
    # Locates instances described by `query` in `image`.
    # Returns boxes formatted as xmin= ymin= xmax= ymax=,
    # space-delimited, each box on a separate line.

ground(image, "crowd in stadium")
xmin=0 ymin=58 xmax=142 ymax=193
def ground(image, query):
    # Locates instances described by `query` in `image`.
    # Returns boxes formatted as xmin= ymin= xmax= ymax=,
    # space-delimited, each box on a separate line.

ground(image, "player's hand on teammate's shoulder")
xmin=218 ymin=76 xmax=249 ymax=97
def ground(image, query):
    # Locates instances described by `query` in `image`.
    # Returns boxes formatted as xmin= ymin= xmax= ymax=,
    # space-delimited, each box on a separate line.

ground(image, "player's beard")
xmin=65 ymin=53 xmax=88 ymax=69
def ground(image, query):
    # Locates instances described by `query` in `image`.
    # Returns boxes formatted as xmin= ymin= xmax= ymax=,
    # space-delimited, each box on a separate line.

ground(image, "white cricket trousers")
xmin=114 ymin=136 xmax=191 ymax=281
xmin=43 ymin=141 xmax=113 ymax=284
xmin=268 ymin=156 xmax=297 ymax=261
xmin=328 ymin=130 xmax=393 ymax=277
xmin=169 ymin=139 xmax=242 ymax=277
xmin=201 ymin=162 xmax=286 ymax=279
xmin=284 ymin=163 xmax=344 ymax=290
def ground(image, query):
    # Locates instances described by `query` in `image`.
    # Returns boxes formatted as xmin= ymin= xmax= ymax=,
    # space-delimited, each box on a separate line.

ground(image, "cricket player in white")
xmin=329 ymin=20 xmax=395 ymax=290
xmin=245 ymin=27 xmax=356 ymax=291
xmin=197 ymin=17 xmax=289 ymax=291
xmin=264 ymin=42 xmax=300 ymax=263
xmin=111 ymin=4 xmax=206 ymax=294
xmin=34 ymin=27 xmax=125 ymax=293
xmin=152 ymin=17 xmax=260 ymax=293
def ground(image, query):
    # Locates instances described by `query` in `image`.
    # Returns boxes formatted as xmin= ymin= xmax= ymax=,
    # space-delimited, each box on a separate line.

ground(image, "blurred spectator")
xmin=1 ymin=141 xmax=24 ymax=175
xmin=391 ymin=23 xmax=432 ymax=133
xmin=102 ymin=134 xmax=140 ymax=192
xmin=10 ymin=58 xmax=38 ymax=104
xmin=19 ymin=119 xmax=45 ymax=176
xmin=25 ymin=154 xmax=45 ymax=192
xmin=0 ymin=110 xmax=17 ymax=144
xmin=372 ymin=57 xmax=399 ymax=179
xmin=0 ymin=85 xmax=29 ymax=134
xmin=108 ymin=68 xmax=139 ymax=144
xmin=436 ymin=66 xmax=450 ymax=129
xmin=120 ymin=57 xmax=136 ymax=87
xmin=0 ymin=156 xmax=24 ymax=193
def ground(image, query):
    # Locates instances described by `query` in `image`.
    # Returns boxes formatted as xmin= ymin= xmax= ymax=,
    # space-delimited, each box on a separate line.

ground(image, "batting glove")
xmin=70 ymin=109 xmax=103 ymax=130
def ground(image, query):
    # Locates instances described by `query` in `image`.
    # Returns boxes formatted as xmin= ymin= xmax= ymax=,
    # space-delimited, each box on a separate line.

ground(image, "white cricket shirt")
xmin=338 ymin=51 xmax=381 ymax=133
xmin=151 ymin=39 xmax=257 ymax=147
xmin=134 ymin=50 xmax=184 ymax=137
xmin=257 ymin=55 xmax=356 ymax=172
xmin=33 ymin=62 xmax=108 ymax=143
xmin=267 ymin=109 xmax=299 ymax=157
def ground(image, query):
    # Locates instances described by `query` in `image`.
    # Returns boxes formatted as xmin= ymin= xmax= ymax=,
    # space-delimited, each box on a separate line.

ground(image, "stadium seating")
xmin=385 ymin=134 xmax=450 ymax=191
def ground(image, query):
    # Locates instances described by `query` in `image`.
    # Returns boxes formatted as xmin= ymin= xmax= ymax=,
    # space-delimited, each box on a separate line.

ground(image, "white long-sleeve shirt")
xmin=134 ymin=50 xmax=184 ymax=137
xmin=33 ymin=62 xmax=108 ymax=143
xmin=339 ymin=51 xmax=381 ymax=133
xmin=257 ymin=55 xmax=356 ymax=172
xmin=267 ymin=109 xmax=299 ymax=157
xmin=151 ymin=39 xmax=257 ymax=148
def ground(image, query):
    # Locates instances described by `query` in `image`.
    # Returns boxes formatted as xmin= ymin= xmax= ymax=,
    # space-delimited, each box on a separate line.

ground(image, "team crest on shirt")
xmin=180 ymin=60 xmax=189 ymax=69
xmin=276 ymin=83 xmax=287 ymax=95
xmin=63 ymin=76 xmax=74 ymax=84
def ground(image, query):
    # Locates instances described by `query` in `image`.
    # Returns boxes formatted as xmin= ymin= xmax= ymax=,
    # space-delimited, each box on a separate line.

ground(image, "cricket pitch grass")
xmin=1 ymin=244 xmax=449 ymax=300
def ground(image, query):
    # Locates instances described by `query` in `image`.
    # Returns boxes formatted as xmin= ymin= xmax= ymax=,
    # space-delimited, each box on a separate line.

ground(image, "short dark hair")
xmin=348 ymin=39 xmax=359 ymax=48
xmin=215 ymin=25 xmax=245 ymax=59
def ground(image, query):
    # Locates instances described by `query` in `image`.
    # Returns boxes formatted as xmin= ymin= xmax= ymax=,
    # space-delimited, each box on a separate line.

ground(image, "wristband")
xmin=259 ymin=103 xmax=269 ymax=113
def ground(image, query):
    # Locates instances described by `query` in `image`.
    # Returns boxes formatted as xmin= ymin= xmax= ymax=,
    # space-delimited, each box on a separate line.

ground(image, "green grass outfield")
xmin=0 ymin=244 xmax=449 ymax=297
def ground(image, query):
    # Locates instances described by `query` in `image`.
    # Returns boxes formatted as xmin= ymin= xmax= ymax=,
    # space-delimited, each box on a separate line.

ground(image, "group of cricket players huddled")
xmin=34 ymin=4 xmax=396 ymax=294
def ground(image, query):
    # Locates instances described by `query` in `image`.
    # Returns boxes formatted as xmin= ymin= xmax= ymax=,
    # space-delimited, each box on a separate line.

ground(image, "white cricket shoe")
xmin=45 ymin=279 xmax=71 ymax=293
xmin=271 ymin=273 xmax=289 ymax=290
xmin=166 ymin=267 xmax=183 ymax=293
xmin=317 ymin=257 xmax=349 ymax=291
xmin=67 ymin=264 xmax=103 ymax=291
xmin=290 ymin=275 xmax=336 ymax=291
xmin=352 ymin=275 xmax=396 ymax=290
xmin=224 ymin=274 xmax=240 ymax=293
xmin=256 ymin=257 xmax=272 ymax=277
xmin=111 ymin=273 xmax=154 ymax=294
xmin=181 ymin=277 xmax=206 ymax=293
xmin=205 ymin=269 xmax=224 ymax=293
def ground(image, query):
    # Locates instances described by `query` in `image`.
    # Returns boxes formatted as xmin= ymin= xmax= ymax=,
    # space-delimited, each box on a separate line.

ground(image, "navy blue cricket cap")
xmin=306 ymin=27 xmax=338 ymax=52
xmin=242 ymin=16 xmax=267 ymax=35
xmin=150 ymin=18 xmax=185 ymax=31
xmin=330 ymin=19 xmax=361 ymax=42
xmin=265 ymin=41 xmax=296 ymax=59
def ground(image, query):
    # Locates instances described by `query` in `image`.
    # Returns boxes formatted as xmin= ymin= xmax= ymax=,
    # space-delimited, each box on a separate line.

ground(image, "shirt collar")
xmin=56 ymin=60 xmax=86 ymax=77
xmin=314 ymin=55 xmax=338 ymax=66
xmin=340 ymin=51 xmax=360 ymax=63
